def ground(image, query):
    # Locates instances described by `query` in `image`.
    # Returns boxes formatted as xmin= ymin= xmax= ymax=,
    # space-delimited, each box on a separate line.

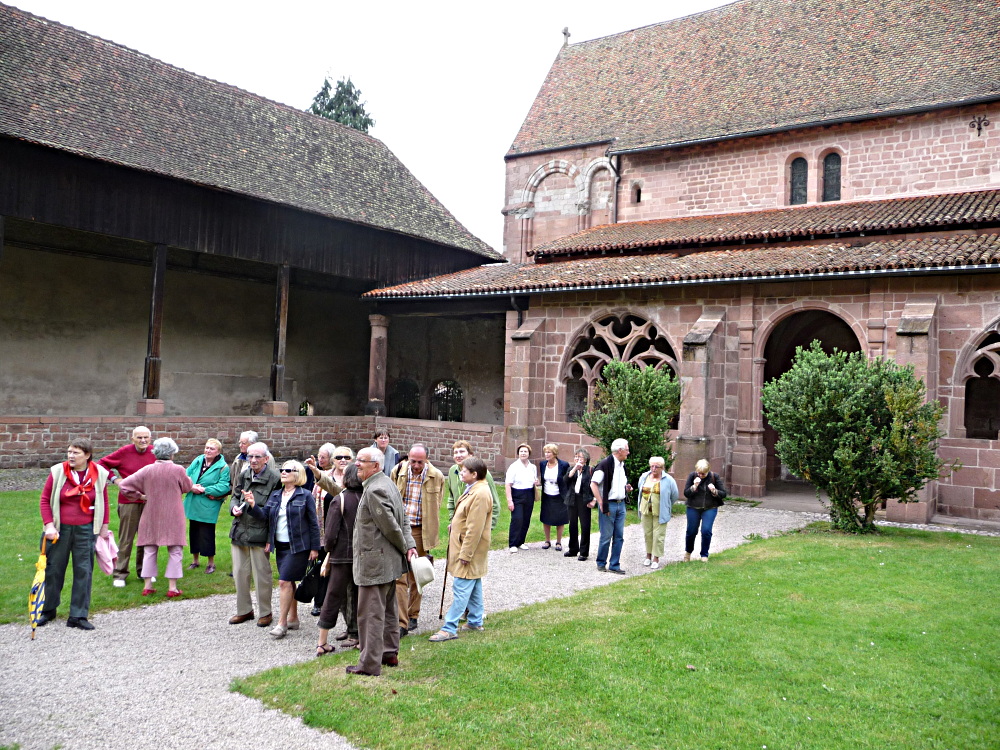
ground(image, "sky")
xmin=10 ymin=0 xmax=729 ymax=253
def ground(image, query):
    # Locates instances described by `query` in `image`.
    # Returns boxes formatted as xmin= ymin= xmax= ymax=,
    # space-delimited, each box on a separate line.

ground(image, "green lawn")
xmin=234 ymin=526 xmax=1000 ymax=750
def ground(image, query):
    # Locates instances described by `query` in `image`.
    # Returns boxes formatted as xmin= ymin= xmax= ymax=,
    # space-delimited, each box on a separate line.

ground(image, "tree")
xmin=307 ymin=77 xmax=375 ymax=133
xmin=577 ymin=360 xmax=681 ymax=492
xmin=761 ymin=342 xmax=952 ymax=533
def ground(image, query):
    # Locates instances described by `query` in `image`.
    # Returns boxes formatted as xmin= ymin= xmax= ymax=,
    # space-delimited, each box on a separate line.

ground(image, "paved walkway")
xmin=0 ymin=506 xmax=815 ymax=750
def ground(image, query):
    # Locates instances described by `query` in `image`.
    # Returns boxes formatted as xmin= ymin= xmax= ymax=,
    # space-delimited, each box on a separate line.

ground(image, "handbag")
xmin=294 ymin=559 xmax=323 ymax=603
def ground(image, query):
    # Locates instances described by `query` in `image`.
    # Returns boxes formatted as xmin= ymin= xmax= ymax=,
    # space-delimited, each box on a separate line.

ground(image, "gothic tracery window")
xmin=965 ymin=333 xmax=1000 ymax=439
xmin=562 ymin=313 xmax=677 ymax=420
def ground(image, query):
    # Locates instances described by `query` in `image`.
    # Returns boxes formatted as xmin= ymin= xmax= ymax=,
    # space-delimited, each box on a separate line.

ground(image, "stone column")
xmin=730 ymin=288 xmax=766 ymax=497
xmin=675 ymin=314 xmax=722 ymax=480
xmin=503 ymin=313 xmax=544 ymax=466
xmin=263 ymin=264 xmax=290 ymax=416
xmin=887 ymin=300 xmax=939 ymax=523
xmin=365 ymin=314 xmax=389 ymax=416
xmin=137 ymin=243 xmax=167 ymax=416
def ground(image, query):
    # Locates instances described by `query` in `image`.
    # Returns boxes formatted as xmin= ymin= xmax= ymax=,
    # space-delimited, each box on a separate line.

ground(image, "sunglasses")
xmin=279 ymin=468 xmax=298 ymax=473
xmin=334 ymin=455 xmax=351 ymax=461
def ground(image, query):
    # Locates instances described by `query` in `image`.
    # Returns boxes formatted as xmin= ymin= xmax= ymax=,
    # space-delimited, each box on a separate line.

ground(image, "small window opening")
xmin=632 ymin=185 xmax=642 ymax=204
xmin=789 ymin=157 xmax=808 ymax=205
xmin=822 ymin=152 xmax=842 ymax=202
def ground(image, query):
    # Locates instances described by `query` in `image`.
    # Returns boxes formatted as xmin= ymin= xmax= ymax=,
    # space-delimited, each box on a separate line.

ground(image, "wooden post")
xmin=264 ymin=264 xmax=290 ymax=416
xmin=0 ymin=215 xmax=5 ymax=265
xmin=137 ymin=243 xmax=166 ymax=416
xmin=365 ymin=313 xmax=389 ymax=415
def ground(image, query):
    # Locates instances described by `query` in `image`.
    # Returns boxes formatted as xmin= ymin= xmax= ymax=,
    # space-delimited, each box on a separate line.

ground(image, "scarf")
xmin=62 ymin=460 xmax=100 ymax=516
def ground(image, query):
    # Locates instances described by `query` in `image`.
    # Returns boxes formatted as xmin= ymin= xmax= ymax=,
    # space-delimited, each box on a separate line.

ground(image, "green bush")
xmin=577 ymin=359 xmax=680 ymax=489
xmin=761 ymin=342 xmax=952 ymax=533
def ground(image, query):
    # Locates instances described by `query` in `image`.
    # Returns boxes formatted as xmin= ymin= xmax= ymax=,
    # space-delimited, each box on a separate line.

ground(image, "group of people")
xmin=505 ymin=439 xmax=727 ymax=574
xmin=35 ymin=426 xmax=725 ymax=676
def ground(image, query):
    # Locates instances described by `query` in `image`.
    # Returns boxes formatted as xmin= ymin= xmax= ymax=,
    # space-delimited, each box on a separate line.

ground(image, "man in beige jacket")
xmin=390 ymin=444 xmax=445 ymax=637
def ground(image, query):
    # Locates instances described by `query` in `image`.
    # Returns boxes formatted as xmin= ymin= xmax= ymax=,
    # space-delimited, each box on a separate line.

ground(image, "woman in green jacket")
xmin=183 ymin=438 xmax=231 ymax=573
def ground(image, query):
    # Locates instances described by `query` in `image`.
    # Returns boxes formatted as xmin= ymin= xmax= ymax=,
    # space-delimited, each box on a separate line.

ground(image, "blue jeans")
xmin=443 ymin=576 xmax=484 ymax=635
xmin=685 ymin=506 xmax=719 ymax=558
xmin=596 ymin=500 xmax=626 ymax=570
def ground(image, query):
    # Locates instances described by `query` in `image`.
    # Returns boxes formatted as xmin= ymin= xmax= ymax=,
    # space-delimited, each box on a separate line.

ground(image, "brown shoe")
xmin=346 ymin=665 xmax=378 ymax=676
xmin=229 ymin=611 xmax=254 ymax=625
xmin=256 ymin=614 xmax=273 ymax=627
xmin=381 ymin=653 xmax=399 ymax=667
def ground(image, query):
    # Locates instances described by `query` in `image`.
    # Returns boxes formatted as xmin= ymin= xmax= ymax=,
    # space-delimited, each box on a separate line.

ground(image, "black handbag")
xmin=294 ymin=559 xmax=323 ymax=603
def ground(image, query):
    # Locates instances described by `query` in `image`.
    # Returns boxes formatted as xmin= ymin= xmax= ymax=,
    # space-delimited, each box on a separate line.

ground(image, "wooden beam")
xmin=142 ymin=244 xmax=167 ymax=400
xmin=270 ymin=263 xmax=290 ymax=403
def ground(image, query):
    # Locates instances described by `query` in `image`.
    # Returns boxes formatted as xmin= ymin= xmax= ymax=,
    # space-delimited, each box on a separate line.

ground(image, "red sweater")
xmin=40 ymin=468 xmax=111 ymax=527
xmin=98 ymin=444 xmax=156 ymax=503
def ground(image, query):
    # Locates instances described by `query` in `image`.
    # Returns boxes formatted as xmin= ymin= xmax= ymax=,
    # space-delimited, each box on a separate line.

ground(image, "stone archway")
xmin=761 ymin=309 xmax=862 ymax=481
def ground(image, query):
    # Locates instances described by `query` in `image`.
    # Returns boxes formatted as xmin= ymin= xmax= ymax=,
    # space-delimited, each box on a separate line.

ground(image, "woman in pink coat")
xmin=119 ymin=437 xmax=193 ymax=598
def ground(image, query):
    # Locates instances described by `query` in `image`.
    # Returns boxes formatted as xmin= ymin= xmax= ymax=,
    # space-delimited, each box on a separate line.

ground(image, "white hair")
xmin=152 ymin=437 xmax=179 ymax=459
xmin=365 ymin=447 xmax=385 ymax=469
xmin=240 ymin=430 xmax=259 ymax=443
xmin=318 ymin=442 xmax=336 ymax=457
xmin=248 ymin=442 xmax=270 ymax=460
xmin=611 ymin=438 xmax=629 ymax=453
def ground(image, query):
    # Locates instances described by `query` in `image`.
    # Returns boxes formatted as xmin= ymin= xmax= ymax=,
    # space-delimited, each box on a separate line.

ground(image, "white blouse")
xmin=505 ymin=460 xmax=537 ymax=490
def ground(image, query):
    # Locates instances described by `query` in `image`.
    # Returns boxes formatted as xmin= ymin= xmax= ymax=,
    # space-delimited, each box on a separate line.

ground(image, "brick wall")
xmin=0 ymin=416 xmax=505 ymax=475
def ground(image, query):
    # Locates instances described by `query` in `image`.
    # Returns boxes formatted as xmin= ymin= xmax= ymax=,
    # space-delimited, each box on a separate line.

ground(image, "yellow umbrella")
xmin=29 ymin=535 xmax=56 ymax=640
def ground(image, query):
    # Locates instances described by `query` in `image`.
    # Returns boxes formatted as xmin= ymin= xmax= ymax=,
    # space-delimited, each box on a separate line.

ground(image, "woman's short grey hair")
xmin=152 ymin=437 xmax=179 ymax=460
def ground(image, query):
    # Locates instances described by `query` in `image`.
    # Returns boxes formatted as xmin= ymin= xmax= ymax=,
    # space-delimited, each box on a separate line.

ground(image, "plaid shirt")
xmin=404 ymin=464 xmax=426 ymax=527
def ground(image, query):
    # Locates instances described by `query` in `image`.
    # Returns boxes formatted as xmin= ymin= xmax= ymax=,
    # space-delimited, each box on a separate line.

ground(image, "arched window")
xmin=632 ymin=184 xmax=642 ymax=204
xmin=822 ymin=152 xmax=842 ymax=202
xmin=965 ymin=333 xmax=1000 ymax=439
xmin=388 ymin=378 xmax=420 ymax=419
xmin=789 ymin=157 xmax=808 ymax=205
xmin=562 ymin=313 xmax=677 ymax=419
xmin=431 ymin=379 xmax=464 ymax=422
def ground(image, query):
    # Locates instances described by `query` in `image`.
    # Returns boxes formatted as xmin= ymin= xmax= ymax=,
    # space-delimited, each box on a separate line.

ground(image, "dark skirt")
xmin=539 ymin=492 xmax=569 ymax=525
xmin=274 ymin=541 xmax=309 ymax=582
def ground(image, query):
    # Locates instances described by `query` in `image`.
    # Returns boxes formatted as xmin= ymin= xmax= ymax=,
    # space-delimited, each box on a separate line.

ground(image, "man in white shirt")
xmin=589 ymin=438 xmax=632 ymax=574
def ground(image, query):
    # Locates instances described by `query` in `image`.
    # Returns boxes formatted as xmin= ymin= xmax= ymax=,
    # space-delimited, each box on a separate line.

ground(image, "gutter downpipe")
xmin=511 ymin=294 xmax=526 ymax=328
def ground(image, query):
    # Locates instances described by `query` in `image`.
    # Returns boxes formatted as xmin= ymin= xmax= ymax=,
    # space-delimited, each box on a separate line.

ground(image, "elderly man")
xmin=590 ymin=438 xmax=632 ymax=575
xmin=390 ymin=443 xmax=444 ymax=637
xmin=230 ymin=430 xmax=258 ymax=497
xmin=348 ymin=447 xmax=416 ymax=677
xmin=228 ymin=441 xmax=279 ymax=627
xmin=444 ymin=440 xmax=501 ymax=530
xmin=98 ymin=426 xmax=156 ymax=587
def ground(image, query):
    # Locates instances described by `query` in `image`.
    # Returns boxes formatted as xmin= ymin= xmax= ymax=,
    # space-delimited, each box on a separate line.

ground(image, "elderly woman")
xmin=683 ymin=459 xmax=728 ymax=561
xmin=247 ymin=459 xmax=321 ymax=638
xmin=430 ymin=457 xmax=492 ymax=642
xmin=505 ymin=443 xmax=538 ymax=553
xmin=183 ymin=438 xmax=231 ymax=574
xmin=538 ymin=444 xmax=570 ymax=550
xmin=637 ymin=456 xmax=679 ymax=570
xmin=120 ymin=437 xmax=194 ymax=597
xmin=315 ymin=463 xmax=359 ymax=656
xmin=37 ymin=438 xmax=111 ymax=630
xmin=563 ymin=449 xmax=595 ymax=560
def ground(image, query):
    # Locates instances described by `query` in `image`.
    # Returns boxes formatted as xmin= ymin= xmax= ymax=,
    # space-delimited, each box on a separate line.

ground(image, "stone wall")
xmin=0 ymin=416 xmax=505 ymax=475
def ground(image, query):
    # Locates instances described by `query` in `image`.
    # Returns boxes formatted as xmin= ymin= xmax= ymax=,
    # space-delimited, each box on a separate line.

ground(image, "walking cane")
xmin=438 ymin=541 xmax=450 ymax=619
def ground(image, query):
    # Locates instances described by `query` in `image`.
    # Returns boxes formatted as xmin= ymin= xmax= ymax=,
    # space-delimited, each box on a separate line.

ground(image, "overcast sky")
xmin=12 ymin=0 xmax=728 ymax=253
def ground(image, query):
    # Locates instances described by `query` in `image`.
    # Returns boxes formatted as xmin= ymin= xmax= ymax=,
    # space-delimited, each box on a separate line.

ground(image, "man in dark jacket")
xmin=347 ymin=447 xmax=416 ymax=677
xmin=229 ymin=442 xmax=279 ymax=627
xmin=590 ymin=438 xmax=632 ymax=574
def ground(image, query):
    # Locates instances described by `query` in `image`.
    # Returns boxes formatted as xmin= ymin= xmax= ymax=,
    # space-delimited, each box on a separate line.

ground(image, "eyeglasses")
xmin=356 ymin=459 xmax=378 ymax=464
xmin=279 ymin=468 xmax=298 ymax=474
xmin=334 ymin=455 xmax=351 ymax=461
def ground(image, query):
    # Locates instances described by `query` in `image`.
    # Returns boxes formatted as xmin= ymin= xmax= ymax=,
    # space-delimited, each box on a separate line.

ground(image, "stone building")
xmin=366 ymin=0 xmax=1000 ymax=522
xmin=0 ymin=4 xmax=505 ymax=466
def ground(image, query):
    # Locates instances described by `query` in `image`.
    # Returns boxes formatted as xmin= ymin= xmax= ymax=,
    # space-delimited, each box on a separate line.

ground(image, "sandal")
xmin=166 ymin=589 xmax=183 ymax=598
xmin=141 ymin=588 xmax=156 ymax=596
xmin=186 ymin=562 xmax=199 ymax=570
xmin=542 ymin=542 xmax=551 ymax=550
xmin=316 ymin=643 xmax=336 ymax=657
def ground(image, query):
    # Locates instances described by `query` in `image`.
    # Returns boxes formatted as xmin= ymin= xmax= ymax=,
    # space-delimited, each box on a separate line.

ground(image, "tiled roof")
xmin=0 ymin=4 xmax=497 ymax=259
xmin=532 ymin=190 xmax=1000 ymax=258
xmin=508 ymin=0 xmax=1000 ymax=156
xmin=365 ymin=233 xmax=1000 ymax=299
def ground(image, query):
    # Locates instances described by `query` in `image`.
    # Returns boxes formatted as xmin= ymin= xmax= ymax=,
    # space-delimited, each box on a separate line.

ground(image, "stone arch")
xmin=817 ymin=147 xmax=845 ymax=202
xmin=520 ymin=160 xmax=586 ymax=252
xmin=952 ymin=318 xmax=1000 ymax=439
xmin=523 ymin=159 xmax=584 ymax=198
xmin=582 ymin=157 xmax=614 ymax=228
xmin=559 ymin=309 xmax=679 ymax=421
xmin=785 ymin=152 xmax=809 ymax=205
xmin=758 ymin=305 xmax=865 ymax=481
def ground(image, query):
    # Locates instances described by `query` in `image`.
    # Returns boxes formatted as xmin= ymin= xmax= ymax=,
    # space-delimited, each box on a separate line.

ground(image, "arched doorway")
xmin=762 ymin=310 xmax=862 ymax=481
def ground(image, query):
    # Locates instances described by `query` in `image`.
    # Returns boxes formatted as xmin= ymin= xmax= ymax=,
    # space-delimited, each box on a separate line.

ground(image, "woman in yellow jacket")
xmin=429 ymin=456 xmax=492 ymax=641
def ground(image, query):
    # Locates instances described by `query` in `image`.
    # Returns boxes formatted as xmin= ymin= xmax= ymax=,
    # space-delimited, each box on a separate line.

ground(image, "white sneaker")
xmin=509 ymin=546 xmax=518 ymax=554
xmin=112 ymin=579 xmax=126 ymax=588
xmin=642 ymin=559 xmax=651 ymax=567
xmin=518 ymin=544 xmax=529 ymax=550
xmin=151 ymin=576 xmax=157 ymax=583
xmin=650 ymin=561 xmax=659 ymax=570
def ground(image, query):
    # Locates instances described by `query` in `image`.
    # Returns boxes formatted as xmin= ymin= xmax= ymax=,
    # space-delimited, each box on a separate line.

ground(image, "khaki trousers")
xmin=231 ymin=544 xmax=273 ymax=618
xmin=641 ymin=513 xmax=667 ymax=558
xmin=395 ymin=526 xmax=426 ymax=628
xmin=356 ymin=581 xmax=399 ymax=676
xmin=113 ymin=502 xmax=145 ymax=581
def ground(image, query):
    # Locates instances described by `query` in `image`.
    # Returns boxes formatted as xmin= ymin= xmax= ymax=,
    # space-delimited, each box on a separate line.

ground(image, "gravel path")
xmin=0 ymin=507 xmax=873 ymax=749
